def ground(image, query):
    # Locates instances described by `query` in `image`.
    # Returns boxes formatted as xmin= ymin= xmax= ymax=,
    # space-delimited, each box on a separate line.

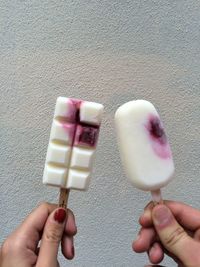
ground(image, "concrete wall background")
xmin=1 ymin=1 xmax=200 ymax=266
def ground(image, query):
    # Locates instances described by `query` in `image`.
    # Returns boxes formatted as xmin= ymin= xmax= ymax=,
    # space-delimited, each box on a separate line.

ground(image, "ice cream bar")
xmin=43 ymin=97 xmax=104 ymax=207
xmin=115 ymin=100 xmax=174 ymax=202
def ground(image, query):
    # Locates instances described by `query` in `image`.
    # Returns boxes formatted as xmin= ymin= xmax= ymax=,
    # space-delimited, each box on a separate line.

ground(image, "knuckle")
xmin=44 ymin=227 xmax=62 ymax=243
xmin=1 ymin=240 xmax=10 ymax=255
xmin=38 ymin=202 xmax=57 ymax=211
xmin=38 ymin=202 xmax=50 ymax=209
xmin=1 ymin=237 xmax=21 ymax=256
xmin=165 ymin=226 xmax=186 ymax=247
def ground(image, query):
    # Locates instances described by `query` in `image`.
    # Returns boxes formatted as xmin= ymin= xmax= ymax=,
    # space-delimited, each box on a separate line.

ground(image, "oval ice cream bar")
xmin=43 ymin=97 xmax=104 ymax=191
xmin=115 ymin=100 xmax=174 ymax=192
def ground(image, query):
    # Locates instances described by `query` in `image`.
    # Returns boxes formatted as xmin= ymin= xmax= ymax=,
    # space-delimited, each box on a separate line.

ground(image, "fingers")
xmin=19 ymin=203 xmax=57 ymax=237
xmin=151 ymin=204 xmax=200 ymax=266
xmin=133 ymin=227 xmax=164 ymax=264
xmin=133 ymin=227 xmax=157 ymax=253
xmin=36 ymin=208 xmax=67 ymax=267
xmin=140 ymin=201 xmax=200 ymax=231
xmin=19 ymin=203 xmax=76 ymax=242
xmin=5 ymin=202 xmax=57 ymax=253
xmin=61 ymin=235 xmax=74 ymax=260
xmin=61 ymin=209 xmax=77 ymax=260
xmin=65 ymin=209 xmax=77 ymax=236
xmin=148 ymin=242 xmax=164 ymax=264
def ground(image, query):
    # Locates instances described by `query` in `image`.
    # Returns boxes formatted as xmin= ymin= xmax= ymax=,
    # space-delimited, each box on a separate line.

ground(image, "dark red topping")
xmin=68 ymin=98 xmax=82 ymax=123
xmin=144 ymin=114 xmax=172 ymax=159
xmin=79 ymin=126 xmax=99 ymax=146
xmin=63 ymin=98 xmax=100 ymax=147
xmin=75 ymin=108 xmax=80 ymax=122
xmin=149 ymin=117 xmax=167 ymax=145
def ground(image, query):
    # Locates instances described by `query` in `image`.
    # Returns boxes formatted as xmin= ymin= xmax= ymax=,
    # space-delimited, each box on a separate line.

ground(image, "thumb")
xmin=37 ymin=208 xmax=67 ymax=267
xmin=152 ymin=204 xmax=200 ymax=266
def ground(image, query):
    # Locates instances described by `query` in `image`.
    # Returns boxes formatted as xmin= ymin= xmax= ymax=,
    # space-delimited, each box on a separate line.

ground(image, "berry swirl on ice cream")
xmin=146 ymin=115 xmax=172 ymax=160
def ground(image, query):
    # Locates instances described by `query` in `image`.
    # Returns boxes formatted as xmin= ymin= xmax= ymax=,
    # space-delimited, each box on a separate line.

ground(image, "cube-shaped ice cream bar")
xmin=43 ymin=97 xmax=104 ymax=191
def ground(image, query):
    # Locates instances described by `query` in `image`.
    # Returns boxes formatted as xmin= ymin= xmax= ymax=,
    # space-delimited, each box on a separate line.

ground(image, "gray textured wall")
xmin=1 ymin=1 xmax=200 ymax=266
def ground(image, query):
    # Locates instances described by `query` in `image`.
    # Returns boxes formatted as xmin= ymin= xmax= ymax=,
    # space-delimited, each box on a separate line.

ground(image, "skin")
xmin=133 ymin=201 xmax=200 ymax=267
xmin=2 ymin=200 xmax=200 ymax=266
xmin=0 ymin=203 xmax=77 ymax=267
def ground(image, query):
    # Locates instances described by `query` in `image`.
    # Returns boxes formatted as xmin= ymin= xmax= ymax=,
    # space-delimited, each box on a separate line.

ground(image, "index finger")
xmin=18 ymin=202 xmax=57 ymax=236
xmin=140 ymin=200 xmax=200 ymax=231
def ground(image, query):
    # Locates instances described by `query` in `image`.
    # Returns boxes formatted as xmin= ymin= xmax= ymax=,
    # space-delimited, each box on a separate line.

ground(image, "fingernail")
xmin=54 ymin=208 xmax=67 ymax=224
xmin=153 ymin=205 xmax=172 ymax=226
xmin=71 ymin=245 xmax=75 ymax=257
xmin=143 ymin=209 xmax=151 ymax=218
xmin=144 ymin=201 xmax=153 ymax=210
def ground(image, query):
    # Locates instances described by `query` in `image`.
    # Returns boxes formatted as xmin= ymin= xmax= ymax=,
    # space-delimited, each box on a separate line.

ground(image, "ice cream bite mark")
xmin=146 ymin=115 xmax=172 ymax=159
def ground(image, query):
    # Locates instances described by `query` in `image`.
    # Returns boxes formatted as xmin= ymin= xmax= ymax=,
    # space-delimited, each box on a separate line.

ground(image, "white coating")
xmin=115 ymin=100 xmax=174 ymax=191
xmin=43 ymin=97 xmax=103 ymax=190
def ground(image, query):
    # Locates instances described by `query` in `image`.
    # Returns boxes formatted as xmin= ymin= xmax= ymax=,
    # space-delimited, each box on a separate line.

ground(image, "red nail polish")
xmin=54 ymin=208 xmax=66 ymax=224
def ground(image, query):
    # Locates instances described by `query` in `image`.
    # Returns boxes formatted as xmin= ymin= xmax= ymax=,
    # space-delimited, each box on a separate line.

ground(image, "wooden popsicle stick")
xmin=59 ymin=188 xmax=70 ymax=209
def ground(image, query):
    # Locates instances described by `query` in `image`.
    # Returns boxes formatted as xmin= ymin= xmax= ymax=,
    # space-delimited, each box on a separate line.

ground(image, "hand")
xmin=0 ymin=203 xmax=77 ymax=267
xmin=133 ymin=201 xmax=200 ymax=267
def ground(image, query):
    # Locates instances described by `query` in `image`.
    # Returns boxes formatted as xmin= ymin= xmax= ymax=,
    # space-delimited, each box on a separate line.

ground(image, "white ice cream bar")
xmin=43 ymin=97 xmax=104 ymax=190
xmin=115 ymin=100 xmax=174 ymax=191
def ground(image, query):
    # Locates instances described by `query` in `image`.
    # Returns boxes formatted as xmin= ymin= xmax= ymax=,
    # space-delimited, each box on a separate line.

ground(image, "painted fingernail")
xmin=54 ymin=208 xmax=67 ymax=224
